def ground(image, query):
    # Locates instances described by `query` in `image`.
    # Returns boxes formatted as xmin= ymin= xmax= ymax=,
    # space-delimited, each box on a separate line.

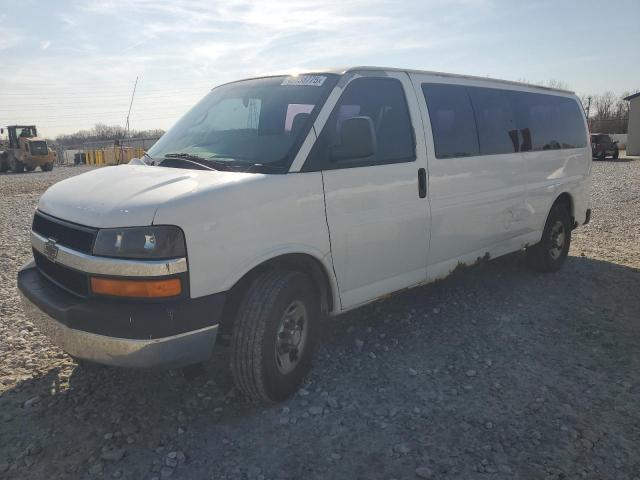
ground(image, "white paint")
xmin=36 ymin=67 xmax=591 ymax=315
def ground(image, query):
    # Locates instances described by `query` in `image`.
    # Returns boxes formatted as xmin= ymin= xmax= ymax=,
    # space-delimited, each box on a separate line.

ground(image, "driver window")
xmin=304 ymin=77 xmax=415 ymax=171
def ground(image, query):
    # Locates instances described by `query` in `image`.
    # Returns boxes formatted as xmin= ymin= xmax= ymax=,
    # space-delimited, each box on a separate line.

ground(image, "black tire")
xmin=12 ymin=161 xmax=25 ymax=173
xmin=41 ymin=162 xmax=53 ymax=172
xmin=230 ymin=269 xmax=319 ymax=403
xmin=612 ymin=150 xmax=619 ymax=160
xmin=598 ymin=151 xmax=606 ymax=161
xmin=526 ymin=203 xmax=572 ymax=273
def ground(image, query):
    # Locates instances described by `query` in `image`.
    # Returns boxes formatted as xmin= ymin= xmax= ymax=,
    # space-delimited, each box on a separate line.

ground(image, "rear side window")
xmin=513 ymin=93 xmax=586 ymax=151
xmin=422 ymin=83 xmax=479 ymax=158
xmin=467 ymin=87 xmax=519 ymax=154
xmin=304 ymin=77 xmax=415 ymax=170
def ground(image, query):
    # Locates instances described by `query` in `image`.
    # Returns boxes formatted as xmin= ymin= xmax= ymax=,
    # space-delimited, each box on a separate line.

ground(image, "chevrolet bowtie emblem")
xmin=44 ymin=238 xmax=59 ymax=262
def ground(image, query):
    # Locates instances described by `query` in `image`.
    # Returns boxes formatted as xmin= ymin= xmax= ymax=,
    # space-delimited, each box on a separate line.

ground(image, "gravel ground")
xmin=1 ymin=162 xmax=639 ymax=480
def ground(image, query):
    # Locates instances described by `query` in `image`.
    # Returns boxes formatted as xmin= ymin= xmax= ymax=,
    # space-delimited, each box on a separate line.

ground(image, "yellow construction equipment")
xmin=0 ymin=125 xmax=57 ymax=173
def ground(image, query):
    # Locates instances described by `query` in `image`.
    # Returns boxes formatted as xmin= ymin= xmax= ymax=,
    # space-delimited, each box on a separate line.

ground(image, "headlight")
xmin=93 ymin=226 xmax=186 ymax=259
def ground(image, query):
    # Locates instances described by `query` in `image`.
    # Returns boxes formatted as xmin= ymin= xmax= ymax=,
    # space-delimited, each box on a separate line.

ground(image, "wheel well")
xmin=553 ymin=192 xmax=574 ymax=224
xmin=217 ymin=253 xmax=334 ymax=337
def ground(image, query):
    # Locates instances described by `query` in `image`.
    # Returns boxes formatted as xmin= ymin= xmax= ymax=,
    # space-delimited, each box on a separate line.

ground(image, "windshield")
xmin=147 ymin=74 xmax=338 ymax=172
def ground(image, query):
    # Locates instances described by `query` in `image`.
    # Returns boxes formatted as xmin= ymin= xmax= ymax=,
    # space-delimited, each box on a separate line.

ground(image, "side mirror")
xmin=330 ymin=116 xmax=376 ymax=161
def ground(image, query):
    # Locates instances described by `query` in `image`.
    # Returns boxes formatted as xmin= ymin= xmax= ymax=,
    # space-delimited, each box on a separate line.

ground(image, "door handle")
xmin=418 ymin=168 xmax=427 ymax=198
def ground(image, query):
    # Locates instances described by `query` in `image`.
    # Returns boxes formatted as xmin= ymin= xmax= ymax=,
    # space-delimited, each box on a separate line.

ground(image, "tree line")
xmin=55 ymin=123 xmax=165 ymax=148
xmin=580 ymin=92 xmax=632 ymax=121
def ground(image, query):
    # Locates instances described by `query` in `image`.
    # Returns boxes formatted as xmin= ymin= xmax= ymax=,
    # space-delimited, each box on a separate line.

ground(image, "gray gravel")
xmin=1 ymin=162 xmax=639 ymax=479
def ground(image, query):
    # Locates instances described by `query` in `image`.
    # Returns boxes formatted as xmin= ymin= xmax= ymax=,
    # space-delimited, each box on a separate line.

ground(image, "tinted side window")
xmin=514 ymin=92 xmax=586 ymax=151
xmin=556 ymin=97 xmax=587 ymax=148
xmin=304 ymin=77 xmax=415 ymax=170
xmin=422 ymin=83 xmax=479 ymax=158
xmin=468 ymin=87 xmax=519 ymax=154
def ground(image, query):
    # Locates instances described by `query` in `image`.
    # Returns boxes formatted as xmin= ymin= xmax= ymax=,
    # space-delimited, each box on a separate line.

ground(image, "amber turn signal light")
xmin=90 ymin=277 xmax=182 ymax=298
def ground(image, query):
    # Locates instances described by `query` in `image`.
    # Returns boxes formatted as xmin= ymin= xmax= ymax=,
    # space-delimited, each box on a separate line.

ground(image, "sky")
xmin=1 ymin=0 xmax=639 ymax=138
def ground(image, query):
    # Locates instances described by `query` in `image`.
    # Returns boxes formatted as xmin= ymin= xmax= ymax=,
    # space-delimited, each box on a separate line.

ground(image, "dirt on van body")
xmin=1 ymin=162 xmax=639 ymax=480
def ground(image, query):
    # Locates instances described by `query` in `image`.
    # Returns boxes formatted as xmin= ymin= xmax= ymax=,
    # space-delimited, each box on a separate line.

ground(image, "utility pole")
xmin=124 ymin=76 xmax=139 ymax=139
xmin=586 ymin=96 xmax=592 ymax=132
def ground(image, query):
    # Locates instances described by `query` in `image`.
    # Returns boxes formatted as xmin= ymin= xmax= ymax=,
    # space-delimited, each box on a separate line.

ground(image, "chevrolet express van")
xmin=18 ymin=67 xmax=591 ymax=402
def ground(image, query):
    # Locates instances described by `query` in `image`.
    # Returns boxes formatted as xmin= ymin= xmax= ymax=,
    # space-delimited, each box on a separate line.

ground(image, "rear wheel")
xmin=41 ymin=162 xmax=54 ymax=172
xmin=230 ymin=269 xmax=319 ymax=403
xmin=526 ymin=203 xmax=572 ymax=273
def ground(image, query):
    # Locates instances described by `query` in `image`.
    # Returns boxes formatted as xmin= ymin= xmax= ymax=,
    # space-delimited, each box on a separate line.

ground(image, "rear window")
xmin=421 ymin=83 xmax=479 ymax=158
xmin=29 ymin=141 xmax=48 ymax=155
xmin=513 ymin=92 xmax=586 ymax=151
xmin=422 ymin=83 xmax=586 ymax=158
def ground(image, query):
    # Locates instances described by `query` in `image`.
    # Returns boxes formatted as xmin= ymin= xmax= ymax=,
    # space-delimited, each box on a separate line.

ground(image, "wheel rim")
xmin=549 ymin=220 xmax=566 ymax=260
xmin=275 ymin=300 xmax=308 ymax=375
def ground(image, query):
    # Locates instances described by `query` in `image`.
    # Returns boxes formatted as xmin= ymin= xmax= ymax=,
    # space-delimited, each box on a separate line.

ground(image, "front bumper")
xmin=18 ymin=261 xmax=225 ymax=368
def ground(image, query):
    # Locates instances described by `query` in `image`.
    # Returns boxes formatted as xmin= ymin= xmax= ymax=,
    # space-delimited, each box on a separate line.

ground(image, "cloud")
xmin=0 ymin=0 xmax=502 ymax=136
xmin=0 ymin=15 xmax=25 ymax=51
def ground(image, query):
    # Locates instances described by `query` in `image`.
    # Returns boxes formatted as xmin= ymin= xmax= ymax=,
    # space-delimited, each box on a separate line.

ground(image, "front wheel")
xmin=230 ymin=269 xmax=319 ymax=403
xmin=41 ymin=162 xmax=54 ymax=172
xmin=526 ymin=203 xmax=572 ymax=273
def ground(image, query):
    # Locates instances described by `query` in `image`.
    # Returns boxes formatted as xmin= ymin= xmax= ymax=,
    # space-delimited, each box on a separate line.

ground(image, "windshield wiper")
xmin=161 ymin=152 xmax=216 ymax=170
xmin=159 ymin=152 xmax=286 ymax=173
xmin=142 ymin=152 xmax=156 ymax=165
xmin=160 ymin=153 xmax=216 ymax=171
xmin=164 ymin=152 xmax=209 ymax=161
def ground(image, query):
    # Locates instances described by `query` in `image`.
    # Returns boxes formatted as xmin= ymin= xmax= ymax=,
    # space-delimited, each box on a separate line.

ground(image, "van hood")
xmin=38 ymin=165 xmax=258 ymax=228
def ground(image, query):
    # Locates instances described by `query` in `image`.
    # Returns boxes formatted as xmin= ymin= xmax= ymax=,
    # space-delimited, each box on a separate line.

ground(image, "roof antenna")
xmin=124 ymin=75 xmax=139 ymax=138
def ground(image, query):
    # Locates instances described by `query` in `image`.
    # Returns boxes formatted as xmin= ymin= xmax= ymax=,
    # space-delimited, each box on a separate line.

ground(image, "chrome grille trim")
xmin=31 ymin=231 xmax=188 ymax=277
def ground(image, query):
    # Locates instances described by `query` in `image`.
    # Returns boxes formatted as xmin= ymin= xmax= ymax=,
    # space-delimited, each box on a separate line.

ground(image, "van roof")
xmin=226 ymin=66 xmax=575 ymax=95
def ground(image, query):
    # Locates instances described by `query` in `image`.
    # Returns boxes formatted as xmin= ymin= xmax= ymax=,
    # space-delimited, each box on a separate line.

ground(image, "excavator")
xmin=0 ymin=125 xmax=56 ymax=173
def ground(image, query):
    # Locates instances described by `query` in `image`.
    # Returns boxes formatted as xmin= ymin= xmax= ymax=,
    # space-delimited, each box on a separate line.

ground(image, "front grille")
xmin=32 ymin=211 xmax=96 ymax=254
xmin=33 ymin=249 xmax=89 ymax=297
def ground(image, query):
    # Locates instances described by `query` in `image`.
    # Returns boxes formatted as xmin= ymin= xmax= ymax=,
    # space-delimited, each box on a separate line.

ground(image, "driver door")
xmin=303 ymin=72 xmax=430 ymax=310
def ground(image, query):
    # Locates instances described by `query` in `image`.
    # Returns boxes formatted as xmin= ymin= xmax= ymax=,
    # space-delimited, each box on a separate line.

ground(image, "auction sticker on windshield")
xmin=281 ymin=75 xmax=327 ymax=87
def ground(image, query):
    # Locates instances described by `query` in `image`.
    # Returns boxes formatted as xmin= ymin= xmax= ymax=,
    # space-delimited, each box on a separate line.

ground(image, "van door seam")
xmin=320 ymin=171 xmax=343 ymax=310
xmin=404 ymin=71 xmax=433 ymax=272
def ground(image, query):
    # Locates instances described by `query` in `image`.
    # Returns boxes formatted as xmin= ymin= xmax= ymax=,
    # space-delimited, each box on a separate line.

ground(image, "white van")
xmin=18 ymin=67 xmax=591 ymax=402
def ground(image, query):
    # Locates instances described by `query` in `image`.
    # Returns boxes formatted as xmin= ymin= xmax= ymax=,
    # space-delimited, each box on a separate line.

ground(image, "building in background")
xmin=625 ymin=92 xmax=640 ymax=155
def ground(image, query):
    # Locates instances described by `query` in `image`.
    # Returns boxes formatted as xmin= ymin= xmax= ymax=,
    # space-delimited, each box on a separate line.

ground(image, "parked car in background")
xmin=591 ymin=133 xmax=619 ymax=160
